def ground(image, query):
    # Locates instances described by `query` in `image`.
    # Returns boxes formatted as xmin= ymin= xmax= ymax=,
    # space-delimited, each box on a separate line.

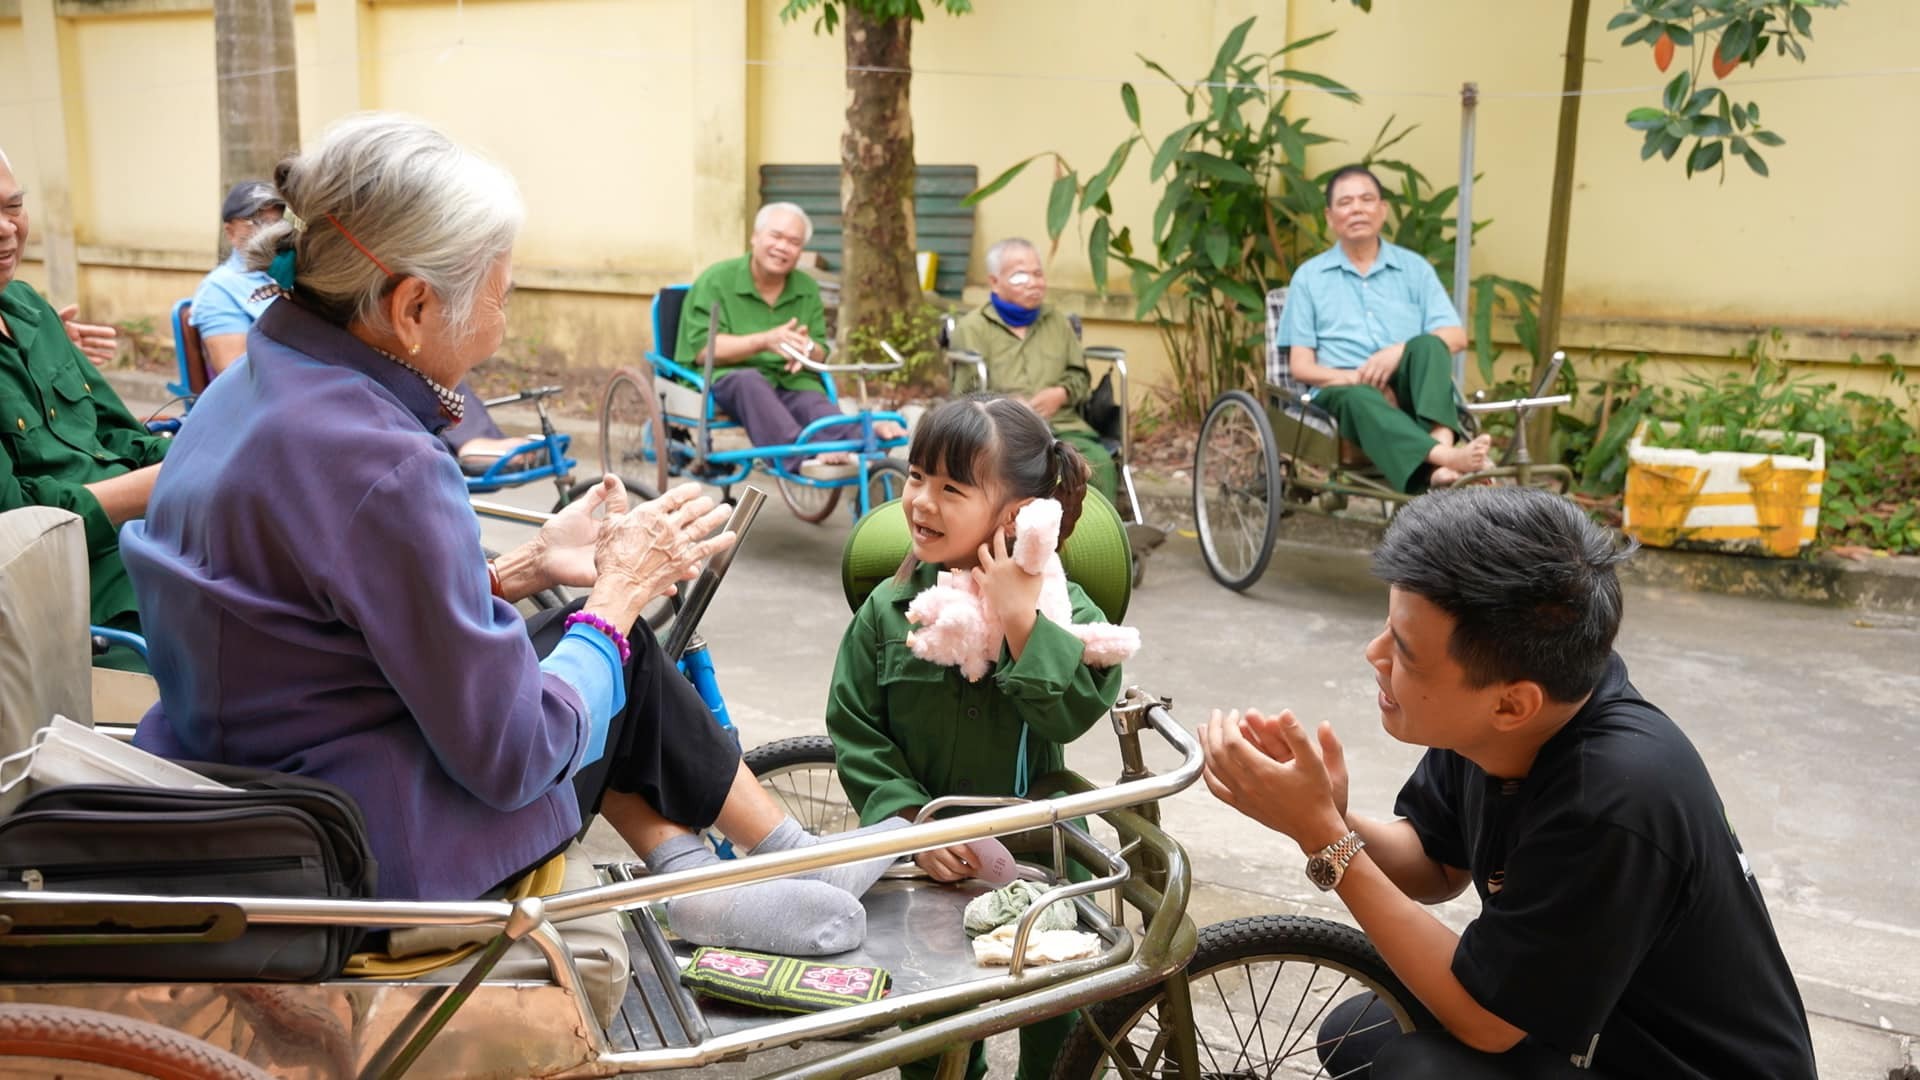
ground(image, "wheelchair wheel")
xmin=0 ymin=1002 xmax=275 ymax=1080
xmin=556 ymin=472 xmax=661 ymax=512
xmin=744 ymin=735 xmax=858 ymax=837
xmin=1052 ymin=915 xmax=1436 ymax=1080
xmin=600 ymin=366 xmax=670 ymax=497
xmin=861 ymin=459 xmax=910 ymax=516
xmin=775 ymin=476 xmax=843 ymax=525
xmin=1194 ymin=390 xmax=1281 ymax=592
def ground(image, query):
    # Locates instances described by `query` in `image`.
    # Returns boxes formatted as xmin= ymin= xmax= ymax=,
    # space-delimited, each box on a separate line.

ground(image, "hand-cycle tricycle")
xmin=596 ymin=286 xmax=913 ymax=527
xmin=1 ymin=489 xmax=1435 ymax=1078
xmin=1192 ymin=285 xmax=1576 ymax=592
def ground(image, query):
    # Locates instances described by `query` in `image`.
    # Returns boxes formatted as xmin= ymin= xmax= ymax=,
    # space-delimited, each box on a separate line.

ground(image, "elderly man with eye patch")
xmin=948 ymin=237 xmax=1117 ymax=502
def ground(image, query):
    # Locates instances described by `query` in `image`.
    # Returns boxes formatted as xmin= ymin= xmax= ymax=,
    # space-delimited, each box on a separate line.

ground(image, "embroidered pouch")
xmin=680 ymin=947 xmax=892 ymax=1014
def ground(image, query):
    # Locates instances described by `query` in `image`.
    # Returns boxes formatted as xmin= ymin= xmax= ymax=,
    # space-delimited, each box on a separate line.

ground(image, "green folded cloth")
xmin=962 ymin=880 xmax=1077 ymax=937
xmin=681 ymin=947 xmax=892 ymax=1014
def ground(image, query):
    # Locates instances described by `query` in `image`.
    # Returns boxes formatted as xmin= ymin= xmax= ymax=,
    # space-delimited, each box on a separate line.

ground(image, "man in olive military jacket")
xmin=0 ymin=147 xmax=168 ymax=668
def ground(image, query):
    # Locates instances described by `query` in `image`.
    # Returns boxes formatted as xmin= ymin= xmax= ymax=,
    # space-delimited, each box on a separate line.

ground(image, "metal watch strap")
xmin=1308 ymin=830 xmax=1366 ymax=891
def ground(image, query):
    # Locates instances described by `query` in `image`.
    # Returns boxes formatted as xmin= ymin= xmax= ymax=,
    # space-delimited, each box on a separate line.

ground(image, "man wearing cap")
xmin=0 ymin=145 xmax=169 ymax=669
xmin=189 ymin=181 xmax=535 ymax=471
xmin=190 ymin=180 xmax=287 ymax=376
xmin=949 ymin=237 xmax=1116 ymax=501
xmin=678 ymin=201 xmax=905 ymax=475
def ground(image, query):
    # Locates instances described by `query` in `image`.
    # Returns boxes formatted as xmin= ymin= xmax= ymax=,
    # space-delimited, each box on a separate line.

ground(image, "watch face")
xmin=1307 ymin=856 xmax=1339 ymax=890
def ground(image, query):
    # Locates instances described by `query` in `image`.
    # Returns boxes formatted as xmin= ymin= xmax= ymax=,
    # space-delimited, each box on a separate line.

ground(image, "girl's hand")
xmin=916 ymin=844 xmax=978 ymax=883
xmin=973 ymin=529 xmax=1043 ymax=627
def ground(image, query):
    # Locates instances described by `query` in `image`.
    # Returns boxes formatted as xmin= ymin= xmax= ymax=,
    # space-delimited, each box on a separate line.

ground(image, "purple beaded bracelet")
xmin=562 ymin=611 xmax=633 ymax=665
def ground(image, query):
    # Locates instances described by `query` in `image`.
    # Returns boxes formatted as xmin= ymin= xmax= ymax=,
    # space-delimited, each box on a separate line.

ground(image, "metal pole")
xmin=1452 ymin=81 xmax=1479 ymax=388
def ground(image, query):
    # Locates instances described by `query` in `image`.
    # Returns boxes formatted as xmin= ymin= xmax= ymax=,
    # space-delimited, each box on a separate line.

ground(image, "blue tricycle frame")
xmin=596 ymin=285 xmax=911 ymax=525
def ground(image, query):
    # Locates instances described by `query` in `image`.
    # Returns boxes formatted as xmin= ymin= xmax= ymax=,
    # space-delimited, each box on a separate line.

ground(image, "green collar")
xmin=723 ymin=255 xmax=806 ymax=309
xmin=888 ymin=559 xmax=949 ymax=606
xmin=0 ymin=281 xmax=47 ymax=353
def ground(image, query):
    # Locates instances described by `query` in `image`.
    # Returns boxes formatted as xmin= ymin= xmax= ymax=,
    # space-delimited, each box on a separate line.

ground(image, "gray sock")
xmin=644 ymin=833 xmax=865 ymax=956
xmin=749 ymin=815 xmax=911 ymax=899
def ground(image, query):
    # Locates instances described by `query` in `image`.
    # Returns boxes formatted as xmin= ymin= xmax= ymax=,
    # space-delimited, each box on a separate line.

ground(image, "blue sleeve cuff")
xmin=540 ymin=625 xmax=628 ymax=765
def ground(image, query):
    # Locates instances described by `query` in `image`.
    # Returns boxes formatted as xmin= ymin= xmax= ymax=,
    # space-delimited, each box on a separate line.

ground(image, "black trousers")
xmin=488 ymin=600 xmax=741 ymax=892
xmin=1319 ymin=994 xmax=1612 ymax=1079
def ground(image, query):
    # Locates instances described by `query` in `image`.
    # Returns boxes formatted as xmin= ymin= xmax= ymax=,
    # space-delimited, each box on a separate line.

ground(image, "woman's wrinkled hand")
xmin=593 ymin=481 xmax=736 ymax=608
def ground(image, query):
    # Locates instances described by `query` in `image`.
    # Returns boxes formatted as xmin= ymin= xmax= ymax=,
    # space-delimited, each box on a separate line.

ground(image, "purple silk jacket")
xmin=123 ymin=299 xmax=593 ymax=900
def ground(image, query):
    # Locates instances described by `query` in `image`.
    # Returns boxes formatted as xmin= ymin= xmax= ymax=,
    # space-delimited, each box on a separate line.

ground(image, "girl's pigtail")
xmin=1051 ymin=438 xmax=1090 ymax=544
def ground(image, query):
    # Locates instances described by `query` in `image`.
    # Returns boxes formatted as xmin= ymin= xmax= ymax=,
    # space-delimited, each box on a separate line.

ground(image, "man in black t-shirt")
xmin=1200 ymin=487 xmax=1816 ymax=1078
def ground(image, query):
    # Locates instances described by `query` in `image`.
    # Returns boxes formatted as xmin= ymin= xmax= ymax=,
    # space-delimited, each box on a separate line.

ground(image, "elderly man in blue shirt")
xmin=1278 ymin=166 xmax=1490 ymax=491
xmin=190 ymin=181 xmax=285 ymax=377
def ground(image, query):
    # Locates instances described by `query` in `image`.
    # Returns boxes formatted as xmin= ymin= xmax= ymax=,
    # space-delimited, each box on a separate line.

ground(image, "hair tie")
xmin=266 ymin=247 xmax=297 ymax=292
xmin=283 ymin=207 xmax=308 ymax=235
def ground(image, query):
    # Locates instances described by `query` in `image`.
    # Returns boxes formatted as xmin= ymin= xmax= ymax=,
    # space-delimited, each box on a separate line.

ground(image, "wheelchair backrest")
xmin=650 ymin=285 xmax=691 ymax=362
xmin=840 ymin=488 xmax=1133 ymax=622
xmin=1263 ymin=287 xmax=1301 ymax=396
xmin=168 ymin=298 xmax=211 ymax=398
xmin=0 ymin=507 xmax=93 ymax=814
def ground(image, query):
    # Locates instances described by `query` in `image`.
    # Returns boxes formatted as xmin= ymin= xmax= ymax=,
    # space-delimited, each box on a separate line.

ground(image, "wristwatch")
xmin=1305 ymin=831 xmax=1366 ymax=891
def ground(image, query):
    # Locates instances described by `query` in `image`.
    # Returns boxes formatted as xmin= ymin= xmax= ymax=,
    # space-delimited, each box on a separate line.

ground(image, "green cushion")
xmin=840 ymin=488 xmax=1132 ymax=622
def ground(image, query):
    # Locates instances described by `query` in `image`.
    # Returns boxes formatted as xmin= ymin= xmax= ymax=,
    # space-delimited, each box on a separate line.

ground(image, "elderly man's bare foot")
xmin=875 ymin=420 xmax=908 ymax=441
xmin=1427 ymin=434 xmax=1492 ymax=478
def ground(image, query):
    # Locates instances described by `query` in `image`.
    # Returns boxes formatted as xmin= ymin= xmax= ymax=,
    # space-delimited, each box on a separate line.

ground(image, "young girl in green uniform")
xmin=825 ymin=394 xmax=1126 ymax=1080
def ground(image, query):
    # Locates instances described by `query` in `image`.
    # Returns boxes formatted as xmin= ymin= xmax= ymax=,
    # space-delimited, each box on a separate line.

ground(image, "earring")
xmin=408 ymin=343 xmax=421 ymax=357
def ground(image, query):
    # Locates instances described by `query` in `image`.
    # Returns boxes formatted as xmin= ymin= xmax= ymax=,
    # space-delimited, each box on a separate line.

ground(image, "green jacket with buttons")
xmin=0 ymin=280 xmax=170 ymax=630
xmin=826 ymin=560 xmax=1125 ymax=826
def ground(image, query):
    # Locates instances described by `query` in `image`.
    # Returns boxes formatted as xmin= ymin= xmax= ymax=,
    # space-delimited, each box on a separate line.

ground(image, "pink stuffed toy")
xmin=905 ymin=498 xmax=1140 ymax=682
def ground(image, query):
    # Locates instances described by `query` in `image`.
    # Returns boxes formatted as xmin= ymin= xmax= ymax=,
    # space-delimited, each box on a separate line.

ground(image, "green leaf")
xmin=1088 ymin=216 xmax=1112 ymax=293
xmin=1216 ymin=276 xmax=1262 ymax=313
xmin=1686 ymin=140 xmax=1724 ymax=176
xmin=1080 ymin=138 xmax=1135 ymax=213
xmin=1663 ymin=71 xmax=1691 ymax=112
xmin=1150 ymin=121 xmax=1204 ymax=180
xmin=1045 ymin=170 xmax=1079 ymax=240
xmin=1719 ymin=19 xmax=1752 ymax=62
xmin=1626 ymin=106 xmax=1668 ymax=131
xmin=1274 ymin=118 xmax=1308 ymax=164
xmin=1641 ymin=128 xmax=1666 ymax=160
xmin=1202 ymin=225 xmax=1230 ymax=268
xmin=1134 ymin=266 xmax=1180 ymax=318
xmin=1210 ymin=16 xmax=1257 ymax=82
xmin=1665 ymin=22 xmax=1694 ymax=46
xmin=1606 ymin=11 xmax=1640 ymax=30
xmin=1682 ymin=88 xmax=1718 ymax=116
xmin=964 ymin=155 xmax=1041 ymax=206
xmin=1742 ymin=148 xmax=1770 ymax=177
xmin=1732 ymin=102 xmax=1749 ymax=129
xmin=1180 ymin=151 xmax=1256 ymax=185
xmin=1275 ymin=68 xmax=1360 ymax=102
xmin=1120 ymin=82 xmax=1141 ymax=127
xmin=1791 ymin=4 xmax=1812 ymax=36
xmin=1694 ymin=115 xmax=1732 ymax=137
xmin=1751 ymin=129 xmax=1785 ymax=147
xmin=1271 ymin=28 xmax=1337 ymax=57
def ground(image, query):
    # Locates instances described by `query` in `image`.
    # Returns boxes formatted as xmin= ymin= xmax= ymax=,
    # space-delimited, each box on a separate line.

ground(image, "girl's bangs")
xmin=907 ymin=399 xmax=996 ymax=488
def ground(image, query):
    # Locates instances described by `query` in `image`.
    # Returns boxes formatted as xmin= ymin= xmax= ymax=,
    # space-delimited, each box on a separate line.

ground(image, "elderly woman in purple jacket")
xmin=120 ymin=114 xmax=901 ymax=957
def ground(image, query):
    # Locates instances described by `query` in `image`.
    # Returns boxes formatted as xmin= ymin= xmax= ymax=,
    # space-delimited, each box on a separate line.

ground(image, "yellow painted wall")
xmin=1 ymin=0 xmax=1913 ymax=409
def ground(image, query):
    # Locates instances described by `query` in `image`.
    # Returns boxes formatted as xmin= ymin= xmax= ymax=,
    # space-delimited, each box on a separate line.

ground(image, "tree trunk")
xmin=1532 ymin=0 xmax=1589 ymax=450
xmin=214 ymin=0 xmax=299 ymax=252
xmin=839 ymin=8 xmax=920 ymax=358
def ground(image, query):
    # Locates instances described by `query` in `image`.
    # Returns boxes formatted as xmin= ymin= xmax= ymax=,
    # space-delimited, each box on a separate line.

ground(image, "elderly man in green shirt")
xmin=677 ymin=202 xmax=905 ymax=474
xmin=0 ymin=147 xmax=168 ymax=669
xmin=949 ymin=238 xmax=1117 ymax=501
